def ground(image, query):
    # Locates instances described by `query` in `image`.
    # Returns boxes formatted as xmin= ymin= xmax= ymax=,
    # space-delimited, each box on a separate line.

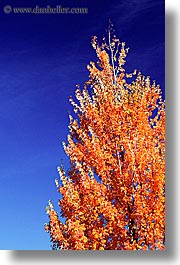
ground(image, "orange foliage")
xmin=45 ymin=27 xmax=165 ymax=250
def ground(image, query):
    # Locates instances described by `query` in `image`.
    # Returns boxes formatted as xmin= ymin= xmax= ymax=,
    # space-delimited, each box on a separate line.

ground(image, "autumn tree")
xmin=45 ymin=25 xmax=165 ymax=250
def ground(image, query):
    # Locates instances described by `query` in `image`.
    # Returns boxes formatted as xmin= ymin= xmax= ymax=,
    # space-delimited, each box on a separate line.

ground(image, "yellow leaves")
xmin=92 ymin=242 xmax=97 ymax=250
xmin=99 ymin=247 xmax=104 ymax=250
xmin=94 ymin=233 xmax=98 ymax=239
xmin=110 ymin=215 xmax=115 ymax=221
xmin=91 ymin=36 xmax=98 ymax=50
xmin=45 ymin=28 xmax=165 ymax=251
xmin=45 ymin=200 xmax=54 ymax=215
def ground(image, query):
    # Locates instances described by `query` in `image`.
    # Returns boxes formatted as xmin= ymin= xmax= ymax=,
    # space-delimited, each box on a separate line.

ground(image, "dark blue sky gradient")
xmin=0 ymin=0 xmax=164 ymax=250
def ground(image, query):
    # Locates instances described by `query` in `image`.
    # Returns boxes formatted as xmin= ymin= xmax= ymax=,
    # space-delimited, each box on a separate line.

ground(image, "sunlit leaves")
xmin=45 ymin=28 xmax=165 ymax=250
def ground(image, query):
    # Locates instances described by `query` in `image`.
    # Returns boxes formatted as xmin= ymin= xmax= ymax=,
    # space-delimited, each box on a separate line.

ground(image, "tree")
xmin=45 ymin=25 xmax=165 ymax=250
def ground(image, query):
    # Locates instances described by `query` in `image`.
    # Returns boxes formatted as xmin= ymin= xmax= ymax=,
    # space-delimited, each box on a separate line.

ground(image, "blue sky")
xmin=0 ymin=0 xmax=164 ymax=250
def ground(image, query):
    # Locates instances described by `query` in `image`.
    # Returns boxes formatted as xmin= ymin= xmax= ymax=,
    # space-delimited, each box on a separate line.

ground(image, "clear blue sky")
xmin=0 ymin=0 xmax=164 ymax=250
